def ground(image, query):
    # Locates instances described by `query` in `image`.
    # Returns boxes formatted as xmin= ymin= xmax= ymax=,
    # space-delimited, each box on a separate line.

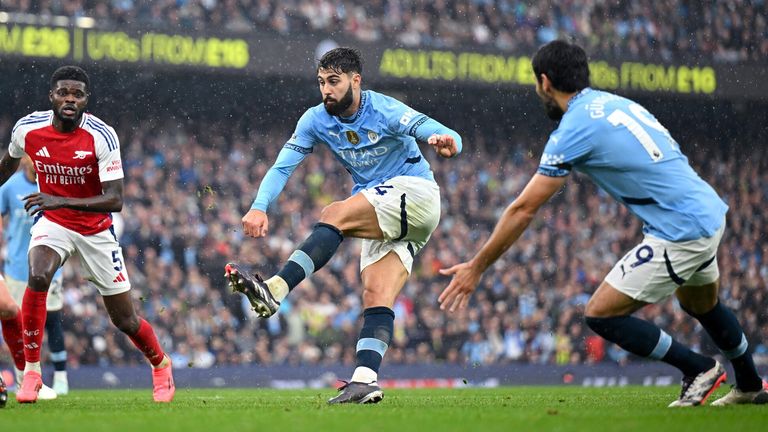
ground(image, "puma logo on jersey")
xmin=328 ymin=130 xmax=341 ymax=140
xmin=35 ymin=147 xmax=51 ymax=157
xmin=73 ymin=150 xmax=93 ymax=159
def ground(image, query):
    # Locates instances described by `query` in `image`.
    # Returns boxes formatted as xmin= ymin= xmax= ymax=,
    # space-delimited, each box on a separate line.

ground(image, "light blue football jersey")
xmin=537 ymin=88 xmax=727 ymax=242
xmin=252 ymin=90 xmax=462 ymax=211
xmin=0 ymin=171 xmax=63 ymax=280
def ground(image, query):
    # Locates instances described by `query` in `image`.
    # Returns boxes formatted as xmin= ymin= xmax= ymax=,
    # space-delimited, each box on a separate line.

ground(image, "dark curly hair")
xmin=317 ymin=47 xmax=363 ymax=75
xmin=50 ymin=65 xmax=90 ymax=91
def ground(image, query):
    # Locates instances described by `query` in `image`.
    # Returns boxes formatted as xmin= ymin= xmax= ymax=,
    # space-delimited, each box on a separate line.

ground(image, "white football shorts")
xmin=29 ymin=216 xmax=130 ymax=296
xmin=359 ymin=176 xmax=441 ymax=273
xmin=605 ymin=220 xmax=726 ymax=303
xmin=6 ymin=273 xmax=64 ymax=311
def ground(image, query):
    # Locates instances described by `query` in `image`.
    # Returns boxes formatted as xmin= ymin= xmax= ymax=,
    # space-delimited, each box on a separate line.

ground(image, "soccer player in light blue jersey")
xmin=226 ymin=47 xmax=462 ymax=404
xmin=439 ymin=40 xmax=766 ymax=407
xmin=0 ymin=156 xmax=69 ymax=397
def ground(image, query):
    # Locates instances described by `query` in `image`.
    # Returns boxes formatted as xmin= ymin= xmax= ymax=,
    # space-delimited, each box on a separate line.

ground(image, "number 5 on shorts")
xmin=112 ymin=250 xmax=123 ymax=272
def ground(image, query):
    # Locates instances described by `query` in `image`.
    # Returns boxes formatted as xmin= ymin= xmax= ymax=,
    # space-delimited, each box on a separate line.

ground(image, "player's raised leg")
xmin=585 ymin=281 xmax=725 ymax=407
xmin=226 ymin=193 xmax=378 ymax=317
xmin=102 ymin=291 xmax=174 ymax=402
xmin=16 ymin=245 xmax=60 ymax=403
xmin=675 ymin=282 xmax=768 ymax=405
xmin=328 ymin=251 xmax=406 ymax=404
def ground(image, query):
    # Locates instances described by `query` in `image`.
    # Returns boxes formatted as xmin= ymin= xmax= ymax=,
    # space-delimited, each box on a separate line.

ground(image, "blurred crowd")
xmin=1 ymin=0 xmax=766 ymax=62
xmin=0 ymin=102 xmax=766 ymax=371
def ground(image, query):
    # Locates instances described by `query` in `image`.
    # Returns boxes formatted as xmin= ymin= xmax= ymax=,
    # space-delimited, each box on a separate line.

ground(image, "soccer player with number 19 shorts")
xmin=226 ymin=47 xmax=462 ymax=404
xmin=0 ymin=66 xmax=174 ymax=403
xmin=438 ymin=40 xmax=767 ymax=408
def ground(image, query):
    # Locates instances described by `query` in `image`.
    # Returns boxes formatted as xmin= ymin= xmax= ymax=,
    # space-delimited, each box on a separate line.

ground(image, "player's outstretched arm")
xmin=246 ymin=138 xmax=311 ymax=239
xmin=24 ymin=179 xmax=123 ymax=215
xmin=0 ymin=151 xmax=21 ymax=187
xmin=438 ymin=174 xmax=567 ymax=312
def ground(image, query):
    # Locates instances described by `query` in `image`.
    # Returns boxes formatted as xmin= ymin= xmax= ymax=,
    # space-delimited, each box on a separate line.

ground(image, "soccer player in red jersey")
xmin=0 ymin=66 xmax=175 ymax=403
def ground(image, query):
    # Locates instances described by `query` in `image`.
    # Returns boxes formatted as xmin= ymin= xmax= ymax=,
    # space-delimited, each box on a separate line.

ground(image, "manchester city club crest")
xmin=367 ymin=130 xmax=380 ymax=143
xmin=346 ymin=130 xmax=360 ymax=145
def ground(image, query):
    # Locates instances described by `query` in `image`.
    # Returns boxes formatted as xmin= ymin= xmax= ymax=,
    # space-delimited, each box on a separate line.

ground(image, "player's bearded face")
xmin=324 ymin=83 xmax=354 ymax=116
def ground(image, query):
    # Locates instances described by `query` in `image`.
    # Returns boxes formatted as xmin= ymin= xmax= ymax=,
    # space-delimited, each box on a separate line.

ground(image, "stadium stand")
xmin=0 ymin=0 xmax=766 ymax=62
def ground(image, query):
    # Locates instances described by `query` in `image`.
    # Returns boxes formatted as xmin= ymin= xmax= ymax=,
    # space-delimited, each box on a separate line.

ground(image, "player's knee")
xmin=318 ymin=201 xmax=345 ymax=226
xmin=584 ymin=297 xmax=608 ymax=318
xmin=27 ymin=273 xmax=52 ymax=292
xmin=362 ymin=285 xmax=394 ymax=308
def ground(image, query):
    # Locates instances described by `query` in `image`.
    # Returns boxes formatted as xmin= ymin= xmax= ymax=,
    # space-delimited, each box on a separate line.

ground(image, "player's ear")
xmin=540 ymin=74 xmax=553 ymax=94
xmin=352 ymin=72 xmax=362 ymax=87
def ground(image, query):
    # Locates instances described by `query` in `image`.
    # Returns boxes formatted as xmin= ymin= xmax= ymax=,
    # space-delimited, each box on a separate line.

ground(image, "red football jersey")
xmin=9 ymin=111 xmax=124 ymax=235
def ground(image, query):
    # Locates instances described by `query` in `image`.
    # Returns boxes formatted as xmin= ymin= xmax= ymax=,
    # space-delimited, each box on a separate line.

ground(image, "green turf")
xmin=1 ymin=386 xmax=766 ymax=432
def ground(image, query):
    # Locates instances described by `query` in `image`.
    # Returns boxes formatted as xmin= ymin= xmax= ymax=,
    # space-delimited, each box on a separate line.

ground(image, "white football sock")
xmin=265 ymin=276 xmax=289 ymax=302
xmin=351 ymin=366 xmax=377 ymax=384
xmin=24 ymin=361 xmax=42 ymax=375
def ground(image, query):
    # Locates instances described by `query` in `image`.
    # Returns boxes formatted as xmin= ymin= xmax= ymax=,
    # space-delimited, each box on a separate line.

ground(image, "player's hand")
xmin=438 ymin=260 xmax=483 ymax=312
xmin=428 ymin=134 xmax=458 ymax=158
xmin=242 ymin=209 xmax=269 ymax=238
xmin=23 ymin=193 xmax=65 ymax=216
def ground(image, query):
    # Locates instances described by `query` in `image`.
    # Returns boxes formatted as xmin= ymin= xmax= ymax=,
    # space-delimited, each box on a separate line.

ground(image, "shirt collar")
xmin=567 ymin=87 xmax=592 ymax=110
xmin=339 ymin=91 xmax=367 ymax=124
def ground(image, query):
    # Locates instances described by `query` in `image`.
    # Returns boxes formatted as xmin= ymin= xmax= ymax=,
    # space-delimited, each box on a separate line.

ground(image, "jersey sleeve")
xmin=94 ymin=123 xmax=124 ymax=182
xmin=9 ymin=119 xmax=28 ymax=158
xmin=537 ymin=123 xmax=592 ymax=177
xmin=250 ymin=110 xmax=317 ymax=212
xmin=284 ymin=109 xmax=318 ymax=154
xmin=383 ymin=96 xmax=463 ymax=153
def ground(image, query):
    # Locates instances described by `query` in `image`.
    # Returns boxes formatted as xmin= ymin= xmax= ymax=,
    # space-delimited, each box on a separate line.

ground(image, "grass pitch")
xmin=1 ymin=386 xmax=766 ymax=432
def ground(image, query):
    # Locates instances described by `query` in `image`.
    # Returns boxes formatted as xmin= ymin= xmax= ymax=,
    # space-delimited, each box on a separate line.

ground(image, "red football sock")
xmin=1 ymin=311 xmax=26 ymax=370
xmin=21 ymin=289 xmax=48 ymax=363
xmin=128 ymin=318 xmax=165 ymax=366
